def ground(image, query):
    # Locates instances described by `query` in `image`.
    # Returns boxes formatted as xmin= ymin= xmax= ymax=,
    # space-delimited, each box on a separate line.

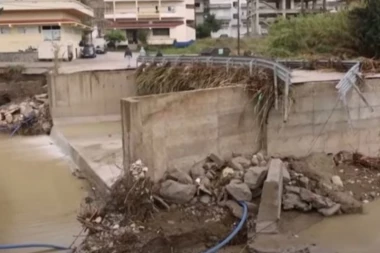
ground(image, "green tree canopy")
xmin=104 ymin=30 xmax=126 ymax=44
xmin=196 ymin=14 xmax=222 ymax=39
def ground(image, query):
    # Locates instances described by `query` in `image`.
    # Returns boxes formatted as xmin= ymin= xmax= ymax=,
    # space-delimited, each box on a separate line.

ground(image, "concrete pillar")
xmin=113 ymin=0 xmax=116 ymax=21
xmin=255 ymin=0 xmax=260 ymax=35
xmin=281 ymin=0 xmax=286 ymax=17
xmin=290 ymin=0 xmax=294 ymax=9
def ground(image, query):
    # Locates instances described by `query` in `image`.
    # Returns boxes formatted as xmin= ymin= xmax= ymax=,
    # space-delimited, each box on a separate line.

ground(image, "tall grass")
xmin=266 ymin=11 xmax=358 ymax=58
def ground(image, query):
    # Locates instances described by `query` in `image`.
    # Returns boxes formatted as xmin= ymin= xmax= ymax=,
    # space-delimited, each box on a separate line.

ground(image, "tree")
xmin=105 ymin=30 xmax=126 ymax=43
xmin=350 ymin=0 xmax=380 ymax=58
xmin=196 ymin=14 xmax=222 ymax=38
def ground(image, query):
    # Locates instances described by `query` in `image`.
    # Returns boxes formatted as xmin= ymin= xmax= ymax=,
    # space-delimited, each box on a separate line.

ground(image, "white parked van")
xmin=93 ymin=38 xmax=107 ymax=54
xmin=38 ymin=41 xmax=78 ymax=61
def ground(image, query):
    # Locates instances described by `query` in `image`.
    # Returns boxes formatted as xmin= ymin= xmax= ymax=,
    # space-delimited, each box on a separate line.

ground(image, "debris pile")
xmin=0 ymin=93 xmax=51 ymax=135
xmin=77 ymin=151 xmax=380 ymax=252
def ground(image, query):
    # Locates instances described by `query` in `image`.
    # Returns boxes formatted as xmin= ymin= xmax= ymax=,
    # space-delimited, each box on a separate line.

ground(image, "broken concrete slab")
xmin=166 ymin=169 xmax=193 ymax=184
xmin=230 ymin=156 xmax=251 ymax=169
xmin=256 ymin=159 xmax=283 ymax=234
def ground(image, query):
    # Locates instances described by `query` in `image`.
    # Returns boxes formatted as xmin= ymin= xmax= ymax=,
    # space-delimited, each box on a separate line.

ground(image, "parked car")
xmin=199 ymin=47 xmax=231 ymax=56
xmin=81 ymin=44 xmax=97 ymax=58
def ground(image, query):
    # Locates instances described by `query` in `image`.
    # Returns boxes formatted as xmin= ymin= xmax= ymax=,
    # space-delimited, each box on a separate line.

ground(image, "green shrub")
xmin=266 ymin=11 xmax=357 ymax=58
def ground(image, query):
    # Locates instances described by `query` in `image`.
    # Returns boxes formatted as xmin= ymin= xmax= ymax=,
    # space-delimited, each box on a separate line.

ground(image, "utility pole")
xmin=237 ymin=0 xmax=240 ymax=55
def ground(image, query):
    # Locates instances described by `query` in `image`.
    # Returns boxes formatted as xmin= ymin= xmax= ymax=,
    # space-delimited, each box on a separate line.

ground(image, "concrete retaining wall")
xmin=121 ymin=86 xmax=262 ymax=182
xmin=48 ymin=69 xmax=136 ymax=119
xmin=267 ymin=79 xmax=380 ymax=157
xmin=0 ymin=52 xmax=38 ymax=62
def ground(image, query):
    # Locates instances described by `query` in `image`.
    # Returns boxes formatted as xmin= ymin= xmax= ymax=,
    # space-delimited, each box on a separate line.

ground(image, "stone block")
xmin=256 ymin=159 xmax=283 ymax=234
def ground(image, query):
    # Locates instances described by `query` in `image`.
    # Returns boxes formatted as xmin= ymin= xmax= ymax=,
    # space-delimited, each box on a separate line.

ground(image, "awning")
xmin=0 ymin=19 xmax=92 ymax=29
xmin=107 ymin=21 xmax=183 ymax=29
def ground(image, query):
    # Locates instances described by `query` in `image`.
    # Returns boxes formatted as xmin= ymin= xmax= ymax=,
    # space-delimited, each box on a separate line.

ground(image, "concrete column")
xmin=255 ymin=0 xmax=259 ymax=35
xmin=135 ymin=0 xmax=138 ymax=20
xmin=290 ymin=0 xmax=294 ymax=9
xmin=113 ymin=0 xmax=116 ymax=21
xmin=281 ymin=0 xmax=286 ymax=17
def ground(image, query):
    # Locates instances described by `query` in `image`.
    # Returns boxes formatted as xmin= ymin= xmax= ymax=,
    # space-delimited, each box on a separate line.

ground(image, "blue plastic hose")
xmin=203 ymin=201 xmax=248 ymax=253
xmin=0 ymin=243 xmax=70 ymax=251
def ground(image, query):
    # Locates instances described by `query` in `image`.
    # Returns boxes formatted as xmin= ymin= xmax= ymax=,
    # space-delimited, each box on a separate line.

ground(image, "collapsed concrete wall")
xmin=267 ymin=79 xmax=380 ymax=157
xmin=121 ymin=86 xmax=262 ymax=182
xmin=48 ymin=69 xmax=136 ymax=119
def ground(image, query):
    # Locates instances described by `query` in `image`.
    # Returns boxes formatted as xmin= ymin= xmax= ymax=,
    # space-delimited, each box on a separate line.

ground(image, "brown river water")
xmin=0 ymin=134 xmax=85 ymax=253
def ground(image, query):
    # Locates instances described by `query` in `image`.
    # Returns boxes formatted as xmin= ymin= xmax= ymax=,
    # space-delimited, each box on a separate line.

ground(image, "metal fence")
xmin=137 ymin=55 xmax=293 ymax=121
xmin=137 ymin=55 xmax=292 ymax=84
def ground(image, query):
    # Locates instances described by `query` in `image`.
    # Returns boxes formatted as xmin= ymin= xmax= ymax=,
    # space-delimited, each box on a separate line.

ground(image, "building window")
xmin=233 ymin=1 xmax=238 ymax=7
xmin=17 ymin=26 xmax=38 ymax=34
xmin=0 ymin=27 xmax=10 ymax=34
xmin=195 ymin=2 xmax=200 ymax=7
xmin=42 ymin=25 xmax=61 ymax=41
xmin=186 ymin=4 xmax=194 ymax=9
xmin=155 ymin=6 xmax=159 ymax=13
xmin=220 ymin=20 xmax=230 ymax=26
xmin=233 ymin=13 xmax=238 ymax=19
xmin=168 ymin=6 xmax=175 ymax=12
xmin=152 ymin=28 xmax=170 ymax=36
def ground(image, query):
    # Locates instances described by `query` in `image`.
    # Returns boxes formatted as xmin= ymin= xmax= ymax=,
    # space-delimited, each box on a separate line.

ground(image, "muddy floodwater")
xmin=0 ymin=134 xmax=85 ymax=253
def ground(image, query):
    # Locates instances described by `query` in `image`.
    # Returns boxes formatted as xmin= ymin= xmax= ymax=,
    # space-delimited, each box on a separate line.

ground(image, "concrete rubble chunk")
xmin=230 ymin=156 xmax=251 ymax=170
xmin=282 ymin=193 xmax=312 ymax=211
xmin=208 ymin=153 xmax=225 ymax=168
xmin=256 ymin=159 xmax=283 ymax=234
xmin=159 ymin=180 xmax=196 ymax=204
xmin=166 ymin=169 xmax=193 ymax=185
xmin=318 ymin=203 xmax=341 ymax=216
xmin=244 ymin=166 xmax=268 ymax=190
xmin=299 ymin=188 xmax=334 ymax=209
xmin=251 ymin=155 xmax=259 ymax=166
xmin=224 ymin=200 xmax=244 ymax=219
xmin=189 ymin=162 xmax=205 ymax=180
xmin=282 ymin=166 xmax=291 ymax=183
xmin=199 ymin=195 xmax=212 ymax=204
xmin=225 ymin=182 xmax=252 ymax=202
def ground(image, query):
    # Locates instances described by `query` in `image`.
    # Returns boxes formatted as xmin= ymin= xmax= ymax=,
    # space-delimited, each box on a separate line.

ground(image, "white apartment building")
xmin=0 ymin=0 xmax=94 ymax=58
xmin=196 ymin=0 xmax=343 ymax=38
xmin=104 ymin=0 xmax=196 ymax=45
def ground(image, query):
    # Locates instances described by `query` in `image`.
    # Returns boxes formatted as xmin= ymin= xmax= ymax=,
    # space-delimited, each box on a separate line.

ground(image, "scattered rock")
xmin=224 ymin=200 xmax=244 ymax=219
xmin=299 ymin=176 xmax=309 ymax=188
xmin=229 ymin=157 xmax=249 ymax=170
xmin=167 ymin=169 xmax=193 ymax=184
xmin=251 ymin=155 xmax=259 ymax=166
xmin=225 ymin=182 xmax=252 ymax=201
xmin=282 ymin=167 xmax=291 ymax=183
xmin=222 ymin=167 xmax=234 ymax=178
xmin=282 ymin=193 xmax=311 ymax=211
xmin=331 ymin=175 xmax=343 ymax=188
xmin=209 ymin=153 xmax=225 ymax=168
xmin=159 ymin=180 xmax=196 ymax=204
xmin=189 ymin=162 xmax=205 ymax=180
xmin=244 ymin=166 xmax=268 ymax=190
xmin=299 ymin=188 xmax=334 ymax=209
xmin=318 ymin=203 xmax=341 ymax=216
xmin=199 ymin=195 xmax=212 ymax=204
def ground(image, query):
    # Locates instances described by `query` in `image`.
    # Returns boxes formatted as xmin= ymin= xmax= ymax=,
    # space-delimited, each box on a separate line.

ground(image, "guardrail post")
xmin=249 ymin=60 xmax=254 ymax=75
xmin=207 ymin=57 xmax=213 ymax=67
xmin=274 ymin=66 xmax=278 ymax=110
xmin=226 ymin=58 xmax=231 ymax=72
xmin=175 ymin=56 xmax=180 ymax=66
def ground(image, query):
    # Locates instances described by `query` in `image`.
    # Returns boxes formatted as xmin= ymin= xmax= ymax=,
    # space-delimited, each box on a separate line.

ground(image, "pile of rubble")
xmin=77 ymin=151 xmax=378 ymax=252
xmin=0 ymin=93 xmax=52 ymax=135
